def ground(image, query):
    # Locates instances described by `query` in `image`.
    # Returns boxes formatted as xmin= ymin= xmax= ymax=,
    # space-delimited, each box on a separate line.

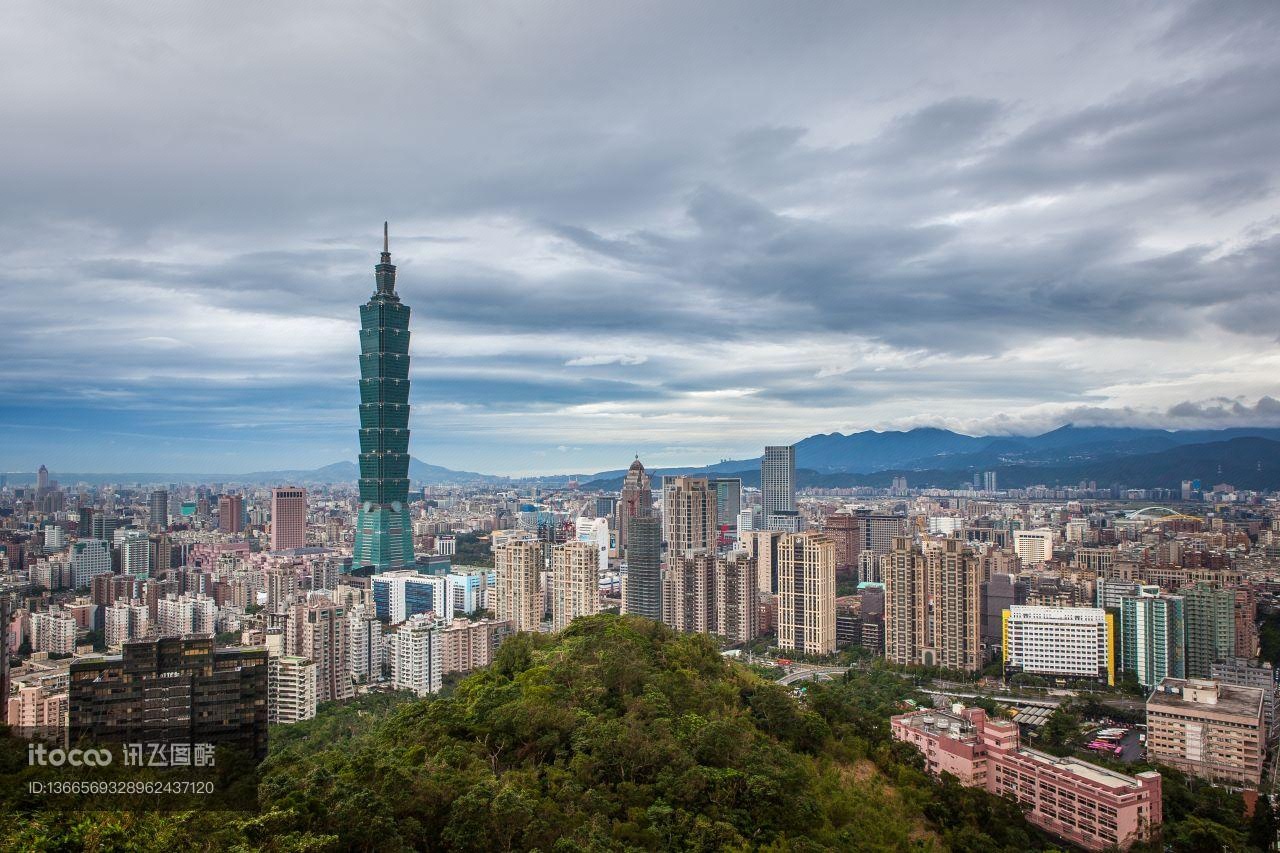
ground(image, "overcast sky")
xmin=2 ymin=1 xmax=1278 ymax=476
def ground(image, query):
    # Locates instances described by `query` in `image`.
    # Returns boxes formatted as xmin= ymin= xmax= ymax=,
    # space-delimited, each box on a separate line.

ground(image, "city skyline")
xmin=3 ymin=2 xmax=1280 ymax=477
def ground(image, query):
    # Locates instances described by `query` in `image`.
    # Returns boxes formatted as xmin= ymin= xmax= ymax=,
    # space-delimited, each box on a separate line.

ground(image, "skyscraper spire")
xmin=375 ymin=220 xmax=397 ymax=296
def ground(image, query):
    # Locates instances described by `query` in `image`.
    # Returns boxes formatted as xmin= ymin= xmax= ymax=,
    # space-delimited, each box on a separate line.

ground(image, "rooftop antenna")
xmin=383 ymin=221 xmax=389 ymax=254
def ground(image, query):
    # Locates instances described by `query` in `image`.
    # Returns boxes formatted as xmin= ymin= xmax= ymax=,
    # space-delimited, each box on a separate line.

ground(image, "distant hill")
xmin=581 ymin=424 xmax=1280 ymax=486
xmin=781 ymin=436 xmax=1280 ymax=491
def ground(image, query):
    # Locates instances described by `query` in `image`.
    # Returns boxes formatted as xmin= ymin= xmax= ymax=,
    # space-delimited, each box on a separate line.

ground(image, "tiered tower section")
xmin=353 ymin=223 xmax=415 ymax=572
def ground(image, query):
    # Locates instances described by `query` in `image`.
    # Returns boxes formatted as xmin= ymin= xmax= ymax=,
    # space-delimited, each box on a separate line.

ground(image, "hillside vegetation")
xmin=4 ymin=615 xmax=1270 ymax=850
xmin=3 ymin=615 xmax=1060 ymax=852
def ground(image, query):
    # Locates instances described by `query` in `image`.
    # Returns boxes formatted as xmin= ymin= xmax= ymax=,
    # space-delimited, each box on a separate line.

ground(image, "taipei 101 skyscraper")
xmin=353 ymin=223 xmax=415 ymax=572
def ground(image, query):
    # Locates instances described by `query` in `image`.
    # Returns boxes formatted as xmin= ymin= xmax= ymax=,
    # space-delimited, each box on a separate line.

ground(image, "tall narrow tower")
xmin=354 ymin=223 xmax=415 ymax=572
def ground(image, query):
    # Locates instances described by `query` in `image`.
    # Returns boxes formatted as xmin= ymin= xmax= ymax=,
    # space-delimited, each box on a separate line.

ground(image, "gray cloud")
xmin=1 ymin=1 xmax=1278 ymax=474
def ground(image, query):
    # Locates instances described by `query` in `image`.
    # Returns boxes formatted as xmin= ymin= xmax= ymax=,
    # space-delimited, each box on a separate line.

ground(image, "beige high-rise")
xmin=494 ymin=534 xmax=544 ymax=632
xmin=551 ymin=540 xmax=601 ymax=632
xmin=716 ymin=549 xmax=759 ymax=645
xmin=741 ymin=529 xmax=783 ymax=594
xmin=884 ymin=536 xmax=982 ymax=672
xmin=662 ymin=550 xmax=759 ymax=645
xmin=286 ymin=596 xmax=353 ymax=703
xmin=662 ymin=476 xmax=717 ymax=556
xmin=777 ymin=532 xmax=836 ymax=655
xmin=664 ymin=552 xmax=716 ymax=635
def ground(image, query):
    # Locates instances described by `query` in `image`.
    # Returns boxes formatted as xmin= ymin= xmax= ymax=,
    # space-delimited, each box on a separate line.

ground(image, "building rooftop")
xmin=1017 ymin=747 xmax=1149 ymax=790
xmin=1148 ymin=678 xmax=1264 ymax=718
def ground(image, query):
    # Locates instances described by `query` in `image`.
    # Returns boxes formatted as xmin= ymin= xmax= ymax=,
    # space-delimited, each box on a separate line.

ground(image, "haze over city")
xmin=2 ymin=1 xmax=1279 ymax=477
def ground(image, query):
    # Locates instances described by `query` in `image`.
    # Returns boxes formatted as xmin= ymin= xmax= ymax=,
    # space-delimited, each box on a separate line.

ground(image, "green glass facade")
xmin=353 ymin=227 xmax=415 ymax=572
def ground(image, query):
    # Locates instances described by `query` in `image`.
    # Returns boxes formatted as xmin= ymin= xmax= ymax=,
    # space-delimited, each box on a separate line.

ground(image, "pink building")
xmin=271 ymin=487 xmax=307 ymax=551
xmin=892 ymin=706 xmax=1161 ymax=851
xmin=186 ymin=541 xmax=252 ymax=569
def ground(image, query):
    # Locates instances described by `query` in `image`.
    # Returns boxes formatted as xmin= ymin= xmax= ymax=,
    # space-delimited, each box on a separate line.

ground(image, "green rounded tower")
xmin=353 ymin=223 xmax=415 ymax=572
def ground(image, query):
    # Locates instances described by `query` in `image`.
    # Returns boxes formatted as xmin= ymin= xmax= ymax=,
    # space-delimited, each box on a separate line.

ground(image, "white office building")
xmin=372 ymin=570 xmax=453 ymax=623
xmin=1003 ymin=605 xmax=1114 ymax=685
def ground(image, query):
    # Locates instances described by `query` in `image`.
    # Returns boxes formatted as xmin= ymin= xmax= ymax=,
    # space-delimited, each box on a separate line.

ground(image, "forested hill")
xmin=3 ymin=615 xmax=1271 ymax=850
xmin=3 ymin=615 xmax=1051 ymax=851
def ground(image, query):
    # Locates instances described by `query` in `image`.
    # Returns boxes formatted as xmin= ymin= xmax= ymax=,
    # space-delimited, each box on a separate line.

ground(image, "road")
xmin=759 ymin=659 xmax=1148 ymax=717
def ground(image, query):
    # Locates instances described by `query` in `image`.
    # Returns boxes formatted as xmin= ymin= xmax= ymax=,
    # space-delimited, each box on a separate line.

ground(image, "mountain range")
xmin=578 ymin=426 xmax=1280 ymax=491
xmin=8 ymin=424 xmax=1280 ymax=490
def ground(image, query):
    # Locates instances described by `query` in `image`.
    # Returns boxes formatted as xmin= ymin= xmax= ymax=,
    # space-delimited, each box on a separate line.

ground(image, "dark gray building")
xmin=624 ymin=514 xmax=662 ymax=620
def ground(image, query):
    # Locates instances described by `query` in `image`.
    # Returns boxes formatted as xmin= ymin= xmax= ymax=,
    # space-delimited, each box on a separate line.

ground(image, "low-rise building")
xmin=1146 ymin=677 xmax=1265 ymax=789
xmin=892 ymin=705 xmax=1161 ymax=850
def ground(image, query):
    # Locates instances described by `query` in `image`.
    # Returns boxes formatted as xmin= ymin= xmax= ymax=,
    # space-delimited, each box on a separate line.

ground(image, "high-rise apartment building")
xmin=353 ymin=225 xmax=415 ymax=572
xmin=493 ymin=534 xmax=544 ymax=632
xmin=1181 ymin=582 xmax=1235 ymax=678
xmin=270 ymin=487 xmax=307 ymax=551
xmin=884 ymin=537 xmax=982 ymax=672
xmin=550 ymin=539 xmax=601 ymax=632
xmin=715 ymin=549 xmax=758 ymax=645
xmin=219 ymin=494 xmax=245 ymax=534
xmin=1233 ymin=587 xmax=1259 ymax=659
xmin=1121 ymin=594 xmax=1185 ymax=688
xmin=69 ymin=538 xmax=112 ymax=589
xmin=711 ymin=478 xmax=742 ymax=534
xmin=348 ymin=604 xmax=385 ymax=683
xmin=268 ymin=654 xmax=317 ymax=724
xmin=824 ymin=510 xmax=904 ymax=576
xmin=440 ymin=617 xmax=510 ymax=675
xmin=740 ymin=529 xmax=784 ymax=594
xmin=31 ymin=611 xmax=77 ymax=655
xmin=623 ymin=514 xmax=662 ymax=620
xmin=664 ymin=552 xmax=716 ymax=636
xmin=69 ymin=636 xmax=268 ymax=759
xmin=389 ymin=613 xmax=443 ymax=696
xmin=120 ymin=531 xmax=150 ymax=579
xmin=1012 ymin=529 xmax=1054 ymax=565
xmin=761 ymin=445 xmax=798 ymax=532
xmin=662 ymin=550 xmax=759 ymax=644
xmin=286 ymin=597 xmax=352 ymax=704
xmin=662 ymin=475 xmax=717 ymax=556
xmin=104 ymin=602 xmax=150 ymax=650
xmin=148 ymin=489 xmax=168 ymax=529
xmin=777 ymin=532 xmax=835 ymax=655
xmin=156 ymin=594 xmax=216 ymax=637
